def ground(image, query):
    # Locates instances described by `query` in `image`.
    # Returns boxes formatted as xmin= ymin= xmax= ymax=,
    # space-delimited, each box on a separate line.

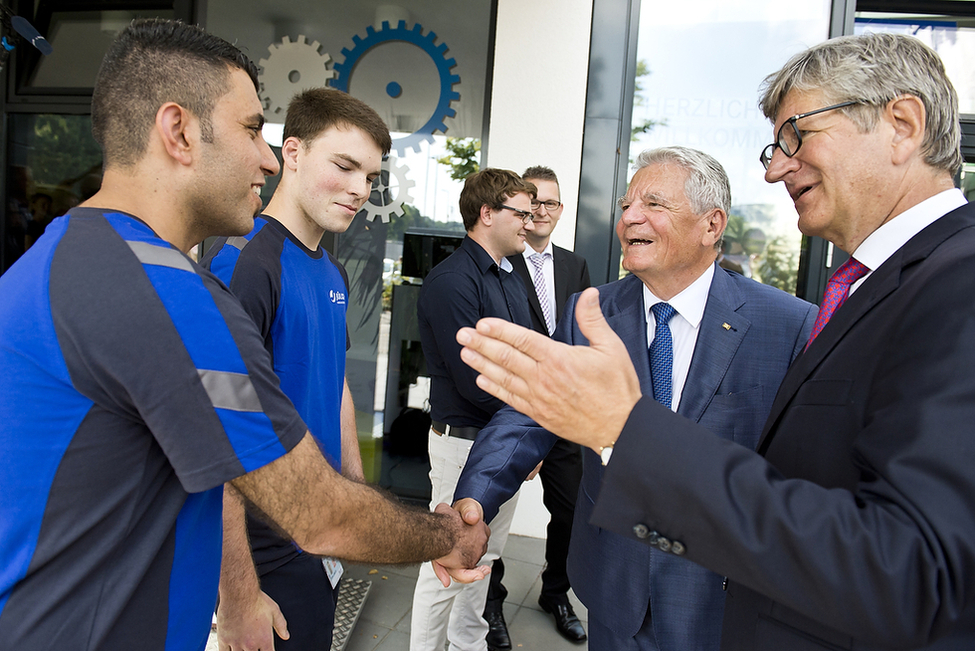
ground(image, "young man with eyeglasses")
xmin=483 ymin=166 xmax=591 ymax=650
xmin=410 ymin=168 xmax=537 ymax=651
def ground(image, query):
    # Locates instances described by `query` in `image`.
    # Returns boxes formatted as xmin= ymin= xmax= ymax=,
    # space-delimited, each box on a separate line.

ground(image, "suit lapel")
xmin=553 ymin=246 xmax=572 ymax=316
xmin=756 ymin=257 xmax=900 ymax=453
xmin=678 ymin=266 xmax=750 ymax=424
xmin=509 ymin=254 xmax=545 ymax=333
xmin=604 ymin=275 xmax=655 ymax=395
xmin=757 ymin=202 xmax=975 ymax=453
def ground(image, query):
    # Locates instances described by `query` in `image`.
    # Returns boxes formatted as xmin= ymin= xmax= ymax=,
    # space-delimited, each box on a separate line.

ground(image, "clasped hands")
xmin=431 ymin=502 xmax=492 ymax=587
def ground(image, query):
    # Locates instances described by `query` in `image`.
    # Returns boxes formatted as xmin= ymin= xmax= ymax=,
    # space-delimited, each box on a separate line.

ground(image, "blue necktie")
xmin=650 ymin=303 xmax=676 ymax=408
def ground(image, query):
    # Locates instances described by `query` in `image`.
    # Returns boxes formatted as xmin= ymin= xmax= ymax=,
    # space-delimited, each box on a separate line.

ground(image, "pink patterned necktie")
xmin=806 ymin=257 xmax=870 ymax=349
xmin=529 ymin=252 xmax=555 ymax=335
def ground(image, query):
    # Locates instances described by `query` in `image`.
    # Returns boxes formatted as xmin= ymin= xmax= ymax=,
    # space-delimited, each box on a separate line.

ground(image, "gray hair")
xmin=759 ymin=32 xmax=961 ymax=175
xmin=634 ymin=146 xmax=731 ymax=215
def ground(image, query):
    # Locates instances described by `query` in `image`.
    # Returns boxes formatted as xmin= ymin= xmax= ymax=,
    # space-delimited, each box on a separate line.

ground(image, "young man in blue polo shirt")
xmin=204 ymin=87 xmax=389 ymax=650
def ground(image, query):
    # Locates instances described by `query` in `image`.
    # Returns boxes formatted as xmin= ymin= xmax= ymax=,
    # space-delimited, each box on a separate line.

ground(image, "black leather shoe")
xmin=538 ymin=595 xmax=587 ymax=643
xmin=485 ymin=609 xmax=512 ymax=650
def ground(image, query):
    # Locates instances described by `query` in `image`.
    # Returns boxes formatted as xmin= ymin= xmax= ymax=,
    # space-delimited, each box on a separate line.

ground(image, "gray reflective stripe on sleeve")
xmin=226 ymin=236 xmax=250 ymax=251
xmin=126 ymin=240 xmax=195 ymax=272
xmin=197 ymin=369 xmax=262 ymax=412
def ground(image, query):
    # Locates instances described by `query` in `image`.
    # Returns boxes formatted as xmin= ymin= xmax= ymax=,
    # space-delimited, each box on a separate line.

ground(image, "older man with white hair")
xmin=452 ymin=146 xmax=815 ymax=651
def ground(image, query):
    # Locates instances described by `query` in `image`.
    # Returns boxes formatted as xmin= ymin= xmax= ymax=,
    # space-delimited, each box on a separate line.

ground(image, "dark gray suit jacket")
xmin=456 ymin=265 xmax=816 ymax=650
xmin=592 ymin=202 xmax=975 ymax=650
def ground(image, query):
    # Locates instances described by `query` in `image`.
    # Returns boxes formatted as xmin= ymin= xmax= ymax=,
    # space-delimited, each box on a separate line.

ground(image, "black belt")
xmin=431 ymin=420 xmax=480 ymax=441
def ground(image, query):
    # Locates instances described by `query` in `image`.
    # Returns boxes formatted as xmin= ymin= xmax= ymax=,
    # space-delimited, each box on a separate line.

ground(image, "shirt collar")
xmin=463 ymin=235 xmax=514 ymax=274
xmin=522 ymin=241 xmax=554 ymax=261
xmin=642 ymin=262 xmax=715 ymax=329
xmin=852 ymin=188 xmax=966 ymax=271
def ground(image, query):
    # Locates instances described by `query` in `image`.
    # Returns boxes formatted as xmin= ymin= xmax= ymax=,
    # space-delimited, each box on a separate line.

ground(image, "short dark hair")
xmin=91 ymin=18 xmax=260 ymax=169
xmin=458 ymin=168 xmax=536 ymax=231
xmin=522 ymin=165 xmax=558 ymax=185
xmin=283 ymin=88 xmax=392 ymax=155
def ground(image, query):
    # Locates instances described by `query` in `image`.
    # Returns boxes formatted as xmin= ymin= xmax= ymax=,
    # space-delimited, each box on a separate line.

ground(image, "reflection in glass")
xmin=4 ymin=114 xmax=102 ymax=272
xmin=628 ymin=0 xmax=831 ymax=294
xmin=22 ymin=10 xmax=175 ymax=90
xmin=960 ymin=163 xmax=975 ymax=202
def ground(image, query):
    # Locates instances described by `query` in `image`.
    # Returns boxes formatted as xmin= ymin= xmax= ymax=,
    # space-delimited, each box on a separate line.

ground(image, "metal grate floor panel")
xmin=331 ymin=577 xmax=371 ymax=651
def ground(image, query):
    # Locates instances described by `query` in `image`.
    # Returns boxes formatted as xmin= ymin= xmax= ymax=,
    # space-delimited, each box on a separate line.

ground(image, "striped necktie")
xmin=529 ymin=252 xmax=555 ymax=335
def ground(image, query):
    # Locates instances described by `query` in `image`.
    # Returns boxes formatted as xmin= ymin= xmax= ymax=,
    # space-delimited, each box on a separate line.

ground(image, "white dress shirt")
xmin=642 ymin=263 xmax=715 ymax=412
xmin=850 ymin=188 xmax=967 ymax=295
xmin=522 ymin=242 xmax=556 ymax=326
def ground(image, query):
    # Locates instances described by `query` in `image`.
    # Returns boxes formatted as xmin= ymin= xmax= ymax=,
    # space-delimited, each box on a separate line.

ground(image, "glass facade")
xmin=4 ymin=113 xmax=102 ymax=272
xmin=2 ymin=3 xmax=179 ymax=272
xmin=19 ymin=8 xmax=175 ymax=91
xmin=627 ymin=0 xmax=832 ymax=294
xmin=961 ymin=163 xmax=975 ymax=202
xmin=855 ymin=11 xmax=975 ymax=115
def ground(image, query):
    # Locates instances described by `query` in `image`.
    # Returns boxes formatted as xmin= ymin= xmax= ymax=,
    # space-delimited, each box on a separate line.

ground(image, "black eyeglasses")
xmin=500 ymin=204 xmax=535 ymax=224
xmin=530 ymin=199 xmax=562 ymax=211
xmin=759 ymin=100 xmax=860 ymax=170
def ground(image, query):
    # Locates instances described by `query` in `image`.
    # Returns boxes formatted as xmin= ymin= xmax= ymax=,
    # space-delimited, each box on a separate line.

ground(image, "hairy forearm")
xmin=231 ymin=434 xmax=459 ymax=564
xmin=315 ymin=480 xmax=457 ymax=563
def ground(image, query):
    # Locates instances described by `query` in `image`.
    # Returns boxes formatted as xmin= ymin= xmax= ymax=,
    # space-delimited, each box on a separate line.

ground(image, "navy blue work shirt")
xmin=418 ymin=235 xmax=532 ymax=428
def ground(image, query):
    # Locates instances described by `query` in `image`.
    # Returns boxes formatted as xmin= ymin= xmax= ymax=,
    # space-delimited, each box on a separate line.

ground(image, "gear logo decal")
xmin=362 ymin=156 xmax=416 ymax=223
xmin=331 ymin=20 xmax=461 ymax=156
xmin=259 ymin=35 xmax=337 ymax=116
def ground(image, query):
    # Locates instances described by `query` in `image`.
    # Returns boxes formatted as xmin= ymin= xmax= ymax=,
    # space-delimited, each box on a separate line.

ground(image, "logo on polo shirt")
xmin=329 ymin=289 xmax=346 ymax=305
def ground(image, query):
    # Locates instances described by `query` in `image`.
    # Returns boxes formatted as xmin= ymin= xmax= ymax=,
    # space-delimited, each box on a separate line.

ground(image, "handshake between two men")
xmin=441 ymin=286 xmax=636 ymax=540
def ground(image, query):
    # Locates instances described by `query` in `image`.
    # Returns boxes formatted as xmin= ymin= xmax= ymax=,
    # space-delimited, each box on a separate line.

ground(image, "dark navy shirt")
xmin=203 ymin=215 xmax=349 ymax=469
xmin=0 ymin=208 xmax=306 ymax=651
xmin=418 ymin=236 xmax=531 ymax=428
